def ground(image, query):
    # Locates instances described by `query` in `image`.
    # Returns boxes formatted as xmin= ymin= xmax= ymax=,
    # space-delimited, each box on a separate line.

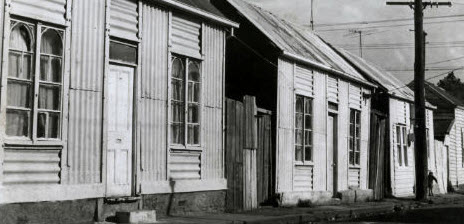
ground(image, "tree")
xmin=437 ymin=72 xmax=464 ymax=103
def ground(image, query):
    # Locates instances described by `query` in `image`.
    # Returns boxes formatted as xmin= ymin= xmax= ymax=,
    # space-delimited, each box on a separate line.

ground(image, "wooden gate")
xmin=369 ymin=111 xmax=387 ymax=200
xmin=225 ymin=96 xmax=273 ymax=211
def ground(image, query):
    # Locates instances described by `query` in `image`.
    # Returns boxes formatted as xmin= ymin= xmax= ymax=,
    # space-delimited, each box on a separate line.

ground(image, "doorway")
xmin=327 ymin=113 xmax=338 ymax=195
xmin=106 ymin=64 xmax=135 ymax=197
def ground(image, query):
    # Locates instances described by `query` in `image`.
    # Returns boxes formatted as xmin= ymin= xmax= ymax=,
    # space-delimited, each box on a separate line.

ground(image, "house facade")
xmin=336 ymin=49 xmax=439 ymax=197
xmin=0 ymin=0 xmax=238 ymax=222
xmin=422 ymin=81 xmax=464 ymax=191
xmin=215 ymin=0 xmax=376 ymax=207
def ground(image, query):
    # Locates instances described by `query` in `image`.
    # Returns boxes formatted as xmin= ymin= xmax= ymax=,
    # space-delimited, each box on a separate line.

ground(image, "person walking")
xmin=428 ymin=171 xmax=438 ymax=196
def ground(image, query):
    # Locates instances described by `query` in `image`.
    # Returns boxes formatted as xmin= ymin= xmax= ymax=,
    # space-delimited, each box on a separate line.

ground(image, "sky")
xmin=243 ymin=0 xmax=464 ymax=85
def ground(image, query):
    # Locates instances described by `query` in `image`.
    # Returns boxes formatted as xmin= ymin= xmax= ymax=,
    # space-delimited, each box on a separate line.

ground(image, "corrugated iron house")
xmin=336 ymin=48 xmax=438 ymax=197
xmin=421 ymin=81 xmax=464 ymax=191
xmin=0 ymin=0 xmax=238 ymax=221
xmin=214 ymin=0 xmax=376 ymax=207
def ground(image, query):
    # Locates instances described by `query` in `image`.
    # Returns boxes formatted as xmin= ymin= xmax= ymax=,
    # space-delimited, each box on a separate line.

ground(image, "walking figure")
xmin=428 ymin=171 xmax=438 ymax=196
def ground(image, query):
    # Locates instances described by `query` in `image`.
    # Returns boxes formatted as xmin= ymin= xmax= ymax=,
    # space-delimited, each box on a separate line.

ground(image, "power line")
xmin=316 ymin=18 xmax=464 ymax=32
xmin=314 ymin=14 xmax=464 ymax=28
xmin=388 ymin=67 xmax=464 ymax=92
xmin=427 ymin=55 xmax=464 ymax=65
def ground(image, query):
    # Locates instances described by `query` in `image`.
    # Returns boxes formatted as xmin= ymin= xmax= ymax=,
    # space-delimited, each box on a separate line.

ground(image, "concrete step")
xmin=115 ymin=210 xmax=157 ymax=223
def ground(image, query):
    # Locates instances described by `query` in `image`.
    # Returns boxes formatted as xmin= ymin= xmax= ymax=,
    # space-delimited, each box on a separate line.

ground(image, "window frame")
xmin=294 ymin=94 xmax=313 ymax=165
xmin=3 ymin=19 xmax=65 ymax=144
xmin=396 ymin=124 xmax=409 ymax=167
xmin=349 ymin=109 xmax=361 ymax=167
xmin=169 ymin=54 xmax=202 ymax=150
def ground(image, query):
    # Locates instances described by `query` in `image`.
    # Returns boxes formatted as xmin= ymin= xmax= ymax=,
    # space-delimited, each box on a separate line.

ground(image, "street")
xmin=349 ymin=205 xmax=464 ymax=224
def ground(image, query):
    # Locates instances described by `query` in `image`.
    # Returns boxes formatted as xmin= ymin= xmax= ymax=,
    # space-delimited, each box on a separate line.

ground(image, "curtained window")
xmin=6 ymin=20 xmax=64 ymax=140
xmin=295 ymin=95 xmax=313 ymax=162
xmin=170 ymin=55 xmax=201 ymax=147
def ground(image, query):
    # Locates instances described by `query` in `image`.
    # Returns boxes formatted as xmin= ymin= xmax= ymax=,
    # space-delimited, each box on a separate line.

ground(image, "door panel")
xmin=106 ymin=64 xmax=134 ymax=197
xmin=327 ymin=114 xmax=338 ymax=195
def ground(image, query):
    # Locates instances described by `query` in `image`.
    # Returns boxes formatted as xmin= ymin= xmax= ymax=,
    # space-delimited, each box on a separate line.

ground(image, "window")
xmin=6 ymin=20 xmax=64 ymax=140
xmin=295 ymin=95 xmax=313 ymax=162
xmin=462 ymin=129 xmax=464 ymax=167
xmin=170 ymin=55 xmax=201 ymax=146
xmin=349 ymin=109 xmax=361 ymax=166
xmin=396 ymin=125 xmax=408 ymax=166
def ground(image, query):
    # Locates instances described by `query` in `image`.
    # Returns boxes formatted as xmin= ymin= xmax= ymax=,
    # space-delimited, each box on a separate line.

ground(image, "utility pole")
xmin=349 ymin=30 xmax=363 ymax=58
xmin=386 ymin=1 xmax=452 ymax=201
xmin=310 ymin=0 xmax=314 ymax=30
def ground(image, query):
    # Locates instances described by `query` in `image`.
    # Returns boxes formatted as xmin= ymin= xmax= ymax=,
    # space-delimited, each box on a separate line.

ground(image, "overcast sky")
xmin=243 ymin=0 xmax=464 ymax=84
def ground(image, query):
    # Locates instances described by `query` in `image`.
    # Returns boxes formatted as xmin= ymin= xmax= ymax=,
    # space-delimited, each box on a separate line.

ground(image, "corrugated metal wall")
xmin=3 ymin=148 xmax=61 ymax=185
xmin=10 ymin=0 xmax=67 ymax=24
xmin=389 ymin=98 xmax=415 ymax=197
xmin=348 ymin=84 xmax=362 ymax=110
xmin=294 ymin=64 xmax=314 ymax=97
xmin=67 ymin=0 xmax=106 ymax=184
xmin=169 ymin=152 xmax=201 ymax=180
xmin=202 ymin=24 xmax=225 ymax=180
xmin=327 ymin=76 xmax=339 ymax=103
xmin=140 ymin=3 xmax=168 ymax=182
xmin=171 ymin=14 xmax=201 ymax=58
xmin=293 ymin=166 xmax=313 ymax=191
xmin=276 ymin=58 xmax=295 ymax=192
xmin=348 ymin=168 xmax=360 ymax=188
xmin=454 ymin=108 xmax=464 ymax=186
xmin=109 ymin=0 xmax=138 ymax=41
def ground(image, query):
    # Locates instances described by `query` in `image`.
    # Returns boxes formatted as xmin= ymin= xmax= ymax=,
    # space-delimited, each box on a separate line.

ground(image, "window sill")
xmin=349 ymin=165 xmax=361 ymax=169
xmin=170 ymin=145 xmax=202 ymax=152
xmin=4 ymin=139 xmax=64 ymax=148
xmin=294 ymin=161 xmax=314 ymax=166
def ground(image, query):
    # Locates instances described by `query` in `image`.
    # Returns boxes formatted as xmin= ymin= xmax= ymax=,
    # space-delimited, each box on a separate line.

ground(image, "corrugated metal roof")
xmin=424 ymin=81 xmax=464 ymax=107
xmin=226 ymin=0 xmax=367 ymax=83
xmin=336 ymin=48 xmax=415 ymax=102
xmin=174 ymin=0 xmax=226 ymax=18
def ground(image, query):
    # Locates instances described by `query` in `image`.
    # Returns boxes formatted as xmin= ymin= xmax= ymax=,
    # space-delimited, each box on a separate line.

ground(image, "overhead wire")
xmin=387 ymin=67 xmax=464 ymax=92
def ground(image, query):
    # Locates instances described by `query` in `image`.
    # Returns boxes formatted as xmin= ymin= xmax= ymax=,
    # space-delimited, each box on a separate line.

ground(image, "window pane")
xmin=7 ymin=81 xmax=31 ymax=108
xmin=50 ymin=58 xmax=62 ymax=83
xmin=41 ymin=29 xmax=63 ymax=56
xmin=304 ymin=98 xmax=312 ymax=114
xmin=188 ymin=104 xmax=199 ymax=123
xmin=355 ymin=111 xmax=361 ymax=125
xmin=349 ymin=137 xmax=354 ymax=151
xmin=10 ymin=25 xmax=31 ymax=51
xmin=48 ymin=112 xmax=60 ymax=138
xmin=305 ymin=130 xmax=312 ymax=146
xmin=295 ymin=130 xmax=303 ymax=145
xmin=171 ymin=102 xmax=184 ymax=123
xmin=172 ymin=58 xmax=184 ymax=79
xmin=171 ymin=80 xmax=184 ymax=101
xmin=396 ymin=126 xmax=401 ymax=145
xmin=397 ymin=144 xmax=403 ymax=166
xmin=188 ymin=61 xmax=200 ymax=82
xmin=296 ymin=96 xmax=303 ymax=113
xmin=37 ymin=113 xmax=46 ymax=138
xmin=295 ymin=114 xmax=303 ymax=129
xmin=171 ymin=124 xmax=184 ymax=144
xmin=350 ymin=123 xmax=354 ymax=138
xmin=350 ymin=110 xmax=355 ymax=124
xmin=356 ymin=126 xmax=361 ymax=139
xmin=304 ymin=146 xmax=312 ymax=161
xmin=304 ymin=115 xmax=312 ymax=129
xmin=356 ymin=137 xmax=361 ymax=152
xmin=404 ymin=146 xmax=408 ymax=166
xmin=349 ymin=151 xmax=354 ymax=165
xmin=188 ymin=125 xmax=200 ymax=145
xmin=8 ymin=52 xmax=20 ymax=78
xmin=40 ymin=55 xmax=49 ymax=81
xmin=355 ymin=152 xmax=360 ymax=165
xmin=39 ymin=85 xmax=61 ymax=110
xmin=295 ymin=146 xmax=303 ymax=162
xmin=6 ymin=109 xmax=29 ymax=137
xmin=188 ymin=82 xmax=200 ymax=103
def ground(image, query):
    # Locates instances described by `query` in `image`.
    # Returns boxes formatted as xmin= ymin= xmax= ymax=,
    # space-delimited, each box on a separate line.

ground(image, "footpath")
xmin=155 ymin=193 xmax=464 ymax=224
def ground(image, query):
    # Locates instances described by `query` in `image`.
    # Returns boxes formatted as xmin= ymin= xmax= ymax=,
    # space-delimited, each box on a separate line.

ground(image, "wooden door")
xmin=106 ymin=64 xmax=134 ymax=197
xmin=327 ymin=114 xmax=338 ymax=195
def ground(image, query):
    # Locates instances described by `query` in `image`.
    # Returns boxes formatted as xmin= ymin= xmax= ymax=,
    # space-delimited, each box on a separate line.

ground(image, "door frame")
xmin=104 ymin=38 xmax=139 ymax=197
xmin=327 ymin=111 xmax=338 ymax=195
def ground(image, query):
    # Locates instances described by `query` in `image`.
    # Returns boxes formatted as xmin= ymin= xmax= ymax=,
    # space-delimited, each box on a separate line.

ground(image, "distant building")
xmin=215 ymin=0 xmax=376 ymax=208
xmin=336 ymin=48 xmax=439 ymax=198
xmin=420 ymin=81 xmax=464 ymax=191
